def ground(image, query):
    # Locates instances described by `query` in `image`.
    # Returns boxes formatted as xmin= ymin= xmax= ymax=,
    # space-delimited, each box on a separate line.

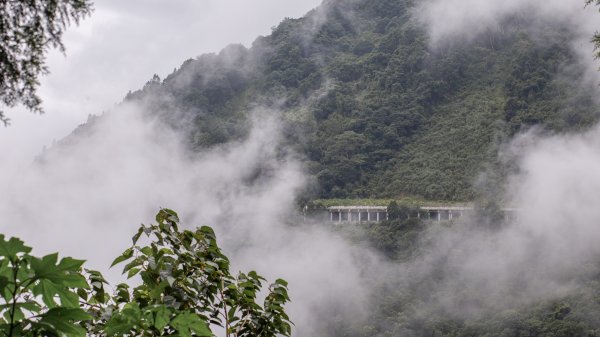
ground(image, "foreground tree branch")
xmin=0 ymin=0 xmax=93 ymax=126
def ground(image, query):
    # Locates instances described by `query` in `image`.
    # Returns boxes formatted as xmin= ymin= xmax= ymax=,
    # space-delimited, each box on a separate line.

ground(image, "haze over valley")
xmin=2 ymin=0 xmax=600 ymax=336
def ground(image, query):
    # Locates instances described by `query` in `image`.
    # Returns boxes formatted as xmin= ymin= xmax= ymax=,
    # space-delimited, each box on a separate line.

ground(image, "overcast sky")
xmin=0 ymin=0 xmax=322 ymax=171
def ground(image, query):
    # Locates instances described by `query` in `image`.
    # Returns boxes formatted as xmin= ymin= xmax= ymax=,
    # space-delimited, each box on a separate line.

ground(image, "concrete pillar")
xmin=437 ymin=212 xmax=441 ymax=221
xmin=449 ymin=211 xmax=453 ymax=220
xmin=358 ymin=211 xmax=361 ymax=223
xmin=348 ymin=210 xmax=351 ymax=222
xmin=376 ymin=212 xmax=380 ymax=222
xmin=338 ymin=211 xmax=341 ymax=222
xmin=330 ymin=211 xmax=333 ymax=222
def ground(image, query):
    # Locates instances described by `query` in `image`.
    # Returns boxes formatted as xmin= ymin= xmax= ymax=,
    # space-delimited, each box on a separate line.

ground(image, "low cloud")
xmin=385 ymin=126 xmax=600 ymax=318
xmin=415 ymin=0 xmax=600 ymax=84
xmin=0 ymin=102 xmax=379 ymax=336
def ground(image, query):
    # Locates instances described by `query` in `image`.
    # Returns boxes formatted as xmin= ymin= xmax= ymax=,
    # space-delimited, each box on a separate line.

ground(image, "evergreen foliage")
xmin=335 ymin=219 xmax=600 ymax=337
xmin=587 ymin=0 xmax=600 ymax=59
xmin=3 ymin=1 xmax=600 ymax=336
xmin=123 ymin=0 xmax=600 ymax=202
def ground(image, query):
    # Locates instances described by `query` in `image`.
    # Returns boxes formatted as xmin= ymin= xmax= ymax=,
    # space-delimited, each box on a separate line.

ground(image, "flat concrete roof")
xmin=327 ymin=206 xmax=388 ymax=210
xmin=328 ymin=206 xmax=521 ymax=212
xmin=420 ymin=206 xmax=474 ymax=211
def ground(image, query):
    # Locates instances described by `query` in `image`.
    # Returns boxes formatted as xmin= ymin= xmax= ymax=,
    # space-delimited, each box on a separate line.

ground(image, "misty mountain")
xmin=78 ymin=0 xmax=599 ymax=201
xmin=20 ymin=1 xmax=600 ymax=336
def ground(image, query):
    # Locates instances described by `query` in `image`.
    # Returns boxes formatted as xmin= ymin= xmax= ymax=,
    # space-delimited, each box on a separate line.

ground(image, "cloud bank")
xmin=0 ymin=103 xmax=378 ymax=336
xmin=0 ymin=0 xmax=322 ymax=173
xmin=415 ymin=0 xmax=600 ymax=83
xmin=4 ymin=0 xmax=600 ymax=334
xmin=383 ymin=125 xmax=600 ymax=319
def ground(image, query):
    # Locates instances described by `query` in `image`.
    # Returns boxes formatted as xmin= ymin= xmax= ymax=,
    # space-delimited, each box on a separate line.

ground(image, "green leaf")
xmin=153 ymin=305 xmax=171 ymax=331
xmin=110 ymin=247 xmax=134 ymax=268
xmin=140 ymin=246 xmax=153 ymax=256
xmin=114 ymin=283 xmax=130 ymax=303
xmin=275 ymin=278 xmax=288 ymax=287
xmin=105 ymin=303 xmax=142 ymax=336
xmin=122 ymin=257 xmax=143 ymax=274
xmin=0 ymin=276 xmax=9 ymax=294
xmin=35 ymin=308 xmax=91 ymax=337
xmin=127 ymin=267 xmax=141 ymax=279
xmin=171 ymin=312 xmax=212 ymax=337
xmin=33 ymin=280 xmax=60 ymax=308
xmin=12 ymin=306 xmax=24 ymax=321
xmin=0 ymin=235 xmax=31 ymax=260
xmin=0 ymin=301 xmax=41 ymax=313
xmin=157 ymin=209 xmax=179 ymax=223
xmin=148 ymin=280 xmax=168 ymax=300
xmin=42 ymin=307 xmax=91 ymax=321
xmin=58 ymin=288 xmax=80 ymax=308
xmin=132 ymin=226 xmax=145 ymax=245
xmin=33 ymin=279 xmax=82 ymax=309
xmin=30 ymin=254 xmax=89 ymax=288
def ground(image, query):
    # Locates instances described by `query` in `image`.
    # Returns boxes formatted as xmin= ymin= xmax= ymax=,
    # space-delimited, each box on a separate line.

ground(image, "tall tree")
xmin=587 ymin=0 xmax=600 ymax=58
xmin=0 ymin=0 xmax=92 ymax=125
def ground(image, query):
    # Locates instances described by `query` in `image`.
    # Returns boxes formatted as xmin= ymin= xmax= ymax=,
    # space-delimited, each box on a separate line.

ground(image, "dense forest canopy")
xmin=10 ymin=0 xmax=600 ymax=336
xmin=118 ymin=0 xmax=600 ymax=202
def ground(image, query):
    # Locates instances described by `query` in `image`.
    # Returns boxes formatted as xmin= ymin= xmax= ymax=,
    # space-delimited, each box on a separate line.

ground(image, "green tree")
xmin=99 ymin=209 xmax=292 ymax=337
xmin=0 ymin=209 xmax=292 ymax=337
xmin=0 ymin=234 xmax=93 ymax=337
xmin=387 ymin=200 xmax=400 ymax=221
xmin=588 ymin=0 xmax=600 ymax=58
xmin=0 ymin=0 xmax=93 ymax=125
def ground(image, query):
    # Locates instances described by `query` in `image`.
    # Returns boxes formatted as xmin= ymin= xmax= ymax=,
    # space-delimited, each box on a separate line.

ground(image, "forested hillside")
xmin=331 ymin=218 xmax=600 ymax=337
xmin=25 ymin=1 xmax=600 ymax=336
xmin=111 ymin=0 xmax=600 ymax=201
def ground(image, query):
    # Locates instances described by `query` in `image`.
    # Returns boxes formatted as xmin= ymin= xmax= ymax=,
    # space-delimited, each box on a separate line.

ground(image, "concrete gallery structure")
xmin=327 ymin=205 xmax=519 ymax=223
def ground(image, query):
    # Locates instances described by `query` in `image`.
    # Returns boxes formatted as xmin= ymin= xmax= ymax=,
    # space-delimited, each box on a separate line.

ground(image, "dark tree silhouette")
xmin=0 ymin=0 xmax=92 ymax=125
xmin=587 ymin=0 xmax=600 ymax=59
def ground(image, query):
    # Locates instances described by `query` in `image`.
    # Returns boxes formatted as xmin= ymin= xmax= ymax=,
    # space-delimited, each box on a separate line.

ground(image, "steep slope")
xmin=332 ymin=219 xmax=600 ymax=337
xmin=122 ymin=0 xmax=600 ymax=201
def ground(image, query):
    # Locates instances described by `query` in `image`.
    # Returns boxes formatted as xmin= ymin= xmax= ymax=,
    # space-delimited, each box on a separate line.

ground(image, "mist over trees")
xmin=3 ymin=0 xmax=600 ymax=336
xmin=588 ymin=0 xmax=600 ymax=58
xmin=119 ymin=0 xmax=600 ymax=202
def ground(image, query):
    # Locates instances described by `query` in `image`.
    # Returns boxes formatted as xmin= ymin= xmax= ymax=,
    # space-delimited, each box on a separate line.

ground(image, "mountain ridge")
xmin=64 ymin=0 xmax=600 ymax=202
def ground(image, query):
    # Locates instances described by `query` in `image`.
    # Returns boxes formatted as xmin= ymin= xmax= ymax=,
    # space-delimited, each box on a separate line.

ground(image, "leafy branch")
xmin=0 ymin=235 xmax=92 ymax=337
xmin=0 ymin=209 xmax=292 ymax=337
xmin=103 ymin=208 xmax=292 ymax=337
